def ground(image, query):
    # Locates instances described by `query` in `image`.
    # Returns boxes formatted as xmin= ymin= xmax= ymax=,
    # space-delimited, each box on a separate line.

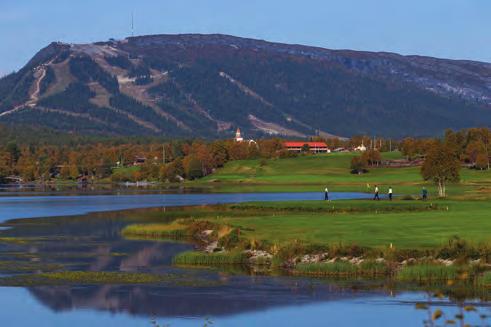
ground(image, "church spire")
xmin=235 ymin=128 xmax=243 ymax=142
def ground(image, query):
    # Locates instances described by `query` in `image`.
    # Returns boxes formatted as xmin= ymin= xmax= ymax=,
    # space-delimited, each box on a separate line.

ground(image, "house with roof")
xmin=283 ymin=141 xmax=330 ymax=153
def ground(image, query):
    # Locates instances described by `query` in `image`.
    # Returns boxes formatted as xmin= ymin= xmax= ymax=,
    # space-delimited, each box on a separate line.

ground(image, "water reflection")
xmin=27 ymin=278 xmax=380 ymax=317
xmin=0 ymin=204 xmax=490 ymax=326
xmin=0 ymin=191 xmax=369 ymax=221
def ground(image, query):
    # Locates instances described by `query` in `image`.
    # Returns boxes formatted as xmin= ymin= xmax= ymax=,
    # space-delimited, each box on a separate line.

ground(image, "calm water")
xmin=0 ymin=191 xmax=488 ymax=326
xmin=0 ymin=191 xmax=369 ymax=221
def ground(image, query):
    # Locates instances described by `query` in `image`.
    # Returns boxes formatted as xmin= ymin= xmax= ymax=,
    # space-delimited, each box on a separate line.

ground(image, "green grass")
xmin=0 ymin=260 xmax=63 ymax=272
xmin=397 ymin=264 xmax=460 ymax=282
xmin=211 ymin=200 xmax=491 ymax=249
xmin=172 ymin=251 xmax=248 ymax=266
xmin=123 ymin=199 xmax=491 ymax=250
xmin=0 ymin=271 xmax=177 ymax=286
xmin=481 ymin=271 xmax=491 ymax=286
xmin=122 ymin=222 xmax=188 ymax=239
xmin=293 ymin=261 xmax=388 ymax=277
xmin=197 ymin=151 xmax=491 ymax=196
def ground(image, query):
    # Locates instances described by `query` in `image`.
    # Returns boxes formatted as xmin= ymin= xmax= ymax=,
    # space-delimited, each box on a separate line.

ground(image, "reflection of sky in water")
xmin=1 ymin=287 xmax=487 ymax=327
xmin=0 ymin=192 xmax=369 ymax=222
xmin=0 ymin=192 xmax=488 ymax=326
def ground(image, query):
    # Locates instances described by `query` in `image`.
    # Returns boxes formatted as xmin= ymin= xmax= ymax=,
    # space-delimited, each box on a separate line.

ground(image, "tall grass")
xmin=479 ymin=271 xmax=491 ymax=287
xmin=122 ymin=222 xmax=188 ymax=239
xmin=293 ymin=261 xmax=388 ymax=277
xmin=397 ymin=264 xmax=459 ymax=282
xmin=0 ymin=271 xmax=177 ymax=286
xmin=173 ymin=251 xmax=248 ymax=266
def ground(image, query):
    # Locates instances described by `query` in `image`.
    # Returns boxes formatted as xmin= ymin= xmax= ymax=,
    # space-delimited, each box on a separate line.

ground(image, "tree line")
xmin=1 ymin=127 xmax=490 ymax=195
xmin=0 ymin=138 xmax=292 ymax=183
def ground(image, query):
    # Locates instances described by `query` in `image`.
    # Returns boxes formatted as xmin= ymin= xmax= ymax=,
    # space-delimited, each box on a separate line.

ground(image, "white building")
xmin=235 ymin=128 xmax=244 ymax=142
xmin=354 ymin=142 xmax=367 ymax=152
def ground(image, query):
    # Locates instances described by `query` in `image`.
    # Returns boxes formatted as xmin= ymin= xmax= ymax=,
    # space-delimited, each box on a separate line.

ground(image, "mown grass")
xmin=122 ymin=199 xmax=491 ymax=250
xmin=172 ymin=251 xmax=248 ymax=266
xmin=215 ymin=200 xmax=491 ymax=249
xmin=196 ymin=151 xmax=491 ymax=197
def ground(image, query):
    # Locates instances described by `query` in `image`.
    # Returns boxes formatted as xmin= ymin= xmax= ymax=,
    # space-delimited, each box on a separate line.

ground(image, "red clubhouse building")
xmin=283 ymin=141 xmax=330 ymax=153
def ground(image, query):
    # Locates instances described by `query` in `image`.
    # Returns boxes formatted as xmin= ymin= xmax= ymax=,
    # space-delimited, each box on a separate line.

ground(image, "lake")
xmin=0 ymin=191 xmax=488 ymax=326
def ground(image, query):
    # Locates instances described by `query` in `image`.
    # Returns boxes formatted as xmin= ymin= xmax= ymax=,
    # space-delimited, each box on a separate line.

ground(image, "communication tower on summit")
xmin=131 ymin=12 xmax=134 ymax=37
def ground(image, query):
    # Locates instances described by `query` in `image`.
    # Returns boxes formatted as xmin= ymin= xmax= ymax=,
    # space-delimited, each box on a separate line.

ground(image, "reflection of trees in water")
xmin=414 ymin=283 xmax=491 ymax=327
xmin=27 ymin=278 xmax=380 ymax=317
xmin=7 ymin=211 xmax=385 ymax=318
xmin=5 ymin=208 xmax=491 ymax=322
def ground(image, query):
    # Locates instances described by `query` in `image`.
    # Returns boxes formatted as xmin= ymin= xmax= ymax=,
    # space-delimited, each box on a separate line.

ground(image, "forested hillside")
xmin=1 ymin=34 xmax=491 ymax=138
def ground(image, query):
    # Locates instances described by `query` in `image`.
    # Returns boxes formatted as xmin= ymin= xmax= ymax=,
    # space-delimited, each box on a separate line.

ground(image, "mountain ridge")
xmin=1 ymin=33 xmax=491 ymax=138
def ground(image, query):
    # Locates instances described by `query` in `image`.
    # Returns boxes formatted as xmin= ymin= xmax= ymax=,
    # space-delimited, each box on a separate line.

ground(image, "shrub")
xmin=218 ymin=228 xmax=241 ymax=250
xmin=437 ymin=236 xmax=479 ymax=261
xmin=276 ymin=241 xmax=306 ymax=261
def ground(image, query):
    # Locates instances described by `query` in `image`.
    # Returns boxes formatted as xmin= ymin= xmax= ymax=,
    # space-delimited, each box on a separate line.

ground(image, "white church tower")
xmin=235 ymin=128 xmax=244 ymax=142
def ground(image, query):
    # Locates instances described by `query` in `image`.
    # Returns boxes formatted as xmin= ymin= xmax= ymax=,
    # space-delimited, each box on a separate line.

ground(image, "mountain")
xmin=1 ymin=33 xmax=491 ymax=138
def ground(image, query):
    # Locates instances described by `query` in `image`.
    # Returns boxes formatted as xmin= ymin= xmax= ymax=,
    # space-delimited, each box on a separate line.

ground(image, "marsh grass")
xmin=0 ymin=271 xmax=180 ymax=286
xmin=232 ymin=201 xmax=440 ymax=215
xmin=0 ymin=260 xmax=63 ymax=272
xmin=173 ymin=251 xmax=248 ymax=266
xmin=479 ymin=271 xmax=491 ymax=287
xmin=122 ymin=222 xmax=188 ymax=239
xmin=293 ymin=261 xmax=388 ymax=277
xmin=397 ymin=264 xmax=460 ymax=282
xmin=0 ymin=237 xmax=29 ymax=244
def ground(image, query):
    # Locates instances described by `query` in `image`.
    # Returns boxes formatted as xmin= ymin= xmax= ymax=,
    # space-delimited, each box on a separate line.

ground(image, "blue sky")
xmin=1 ymin=0 xmax=490 ymax=75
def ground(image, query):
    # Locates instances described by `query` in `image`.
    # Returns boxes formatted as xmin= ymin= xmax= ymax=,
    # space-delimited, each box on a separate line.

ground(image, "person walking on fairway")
xmin=324 ymin=187 xmax=329 ymax=201
xmin=373 ymin=185 xmax=380 ymax=200
xmin=422 ymin=187 xmax=428 ymax=201
xmin=388 ymin=186 xmax=393 ymax=201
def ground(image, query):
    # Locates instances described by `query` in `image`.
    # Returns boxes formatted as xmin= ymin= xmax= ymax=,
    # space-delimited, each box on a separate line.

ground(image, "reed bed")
xmin=0 ymin=271 xmax=177 ymax=286
xmin=479 ymin=271 xmax=491 ymax=287
xmin=122 ymin=222 xmax=188 ymax=239
xmin=293 ymin=261 xmax=388 ymax=277
xmin=397 ymin=264 xmax=460 ymax=282
xmin=173 ymin=251 xmax=248 ymax=266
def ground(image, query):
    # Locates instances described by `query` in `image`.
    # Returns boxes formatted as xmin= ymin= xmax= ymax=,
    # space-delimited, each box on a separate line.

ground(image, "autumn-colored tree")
xmin=465 ymin=140 xmax=486 ymax=165
xmin=475 ymin=153 xmax=490 ymax=170
xmin=164 ymin=158 xmax=184 ymax=182
xmin=59 ymin=164 xmax=71 ymax=180
xmin=183 ymin=156 xmax=203 ymax=180
xmin=67 ymin=151 xmax=79 ymax=179
xmin=401 ymin=138 xmax=417 ymax=160
xmin=227 ymin=141 xmax=249 ymax=160
xmin=421 ymin=143 xmax=461 ymax=197
xmin=362 ymin=149 xmax=382 ymax=166
xmin=258 ymin=139 xmax=283 ymax=158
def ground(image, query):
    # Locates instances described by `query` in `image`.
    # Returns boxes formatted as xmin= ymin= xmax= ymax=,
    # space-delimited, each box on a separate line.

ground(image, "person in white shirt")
xmin=373 ymin=185 xmax=380 ymax=200
xmin=324 ymin=187 xmax=329 ymax=201
xmin=388 ymin=187 xmax=393 ymax=201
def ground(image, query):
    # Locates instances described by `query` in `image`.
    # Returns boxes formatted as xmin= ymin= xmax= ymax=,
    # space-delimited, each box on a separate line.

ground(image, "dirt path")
xmin=0 ymin=60 xmax=52 ymax=117
xmin=27 ymin=66 xmax=47 ymax=106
